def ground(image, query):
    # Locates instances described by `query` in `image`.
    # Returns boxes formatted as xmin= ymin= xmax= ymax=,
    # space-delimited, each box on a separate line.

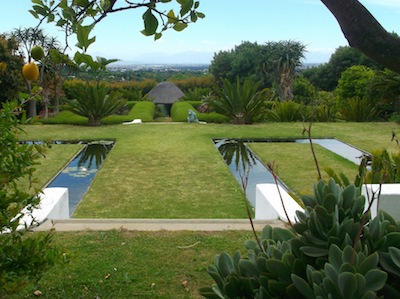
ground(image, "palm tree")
xmin=206 ymin=77 xmax=268 ymax=124
xmin=65 ymin=81 xmax=126 ymax=126
xmin=265 ymin=41 xmax=306 ymax=101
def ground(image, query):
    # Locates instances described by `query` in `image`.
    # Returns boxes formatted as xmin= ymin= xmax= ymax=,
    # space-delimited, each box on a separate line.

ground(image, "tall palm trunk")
xmin=278 ymin=70 xmax=294 ymax=101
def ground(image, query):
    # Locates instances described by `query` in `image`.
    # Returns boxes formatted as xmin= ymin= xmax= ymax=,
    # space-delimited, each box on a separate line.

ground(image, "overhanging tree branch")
xmin=321 ymin=0 xmax=400 ymax=73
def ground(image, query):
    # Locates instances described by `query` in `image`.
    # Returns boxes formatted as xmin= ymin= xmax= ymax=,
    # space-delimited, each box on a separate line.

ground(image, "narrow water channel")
xmin=214 ymin=138 xmax=370 ymax=207
xmin=45 ymin=140 xmax=114 ymax=215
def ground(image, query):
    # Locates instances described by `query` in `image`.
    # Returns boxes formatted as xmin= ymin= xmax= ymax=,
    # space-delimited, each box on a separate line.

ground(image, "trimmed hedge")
xmin=171 ymin=101 xmax=228 ymax=123
xmin=39 ymin=102 xmax=155 ymax=125
xmin=38 ymin=111 xmax=88 ymax=125
xmin=125 ymin=101 xmax=155 ymax=122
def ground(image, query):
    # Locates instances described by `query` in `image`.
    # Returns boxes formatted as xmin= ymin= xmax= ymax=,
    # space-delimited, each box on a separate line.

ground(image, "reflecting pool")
xmin=45 ymin=140 xmax=114 ymax=215
xmin=214 ymin=138 xmax=370 ymax=207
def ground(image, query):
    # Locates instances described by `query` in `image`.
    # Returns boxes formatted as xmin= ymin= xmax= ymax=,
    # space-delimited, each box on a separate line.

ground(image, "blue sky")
xmin=1 ymin=0 xmax=399 ymax=64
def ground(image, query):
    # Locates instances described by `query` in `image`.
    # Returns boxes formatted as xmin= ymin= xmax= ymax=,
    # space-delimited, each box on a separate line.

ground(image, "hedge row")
xmin=171 ymin=101 xmax=228 ymax=123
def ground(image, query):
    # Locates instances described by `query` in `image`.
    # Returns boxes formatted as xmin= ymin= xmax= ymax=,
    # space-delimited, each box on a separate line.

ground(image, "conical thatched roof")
xmin=146 ymin=82 xmax=185 ymax=104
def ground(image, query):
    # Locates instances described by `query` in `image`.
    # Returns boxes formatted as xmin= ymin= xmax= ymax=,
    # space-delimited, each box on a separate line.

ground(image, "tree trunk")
xmin=42 ymin=88 xmax=50 ymax=119
xmin=321 ymin=0 xmax=400 ymax=74
xmin=25 ymin=80 xmax=37 ymax=118
xmin=53 ymin=78 xmax=63 ymax=115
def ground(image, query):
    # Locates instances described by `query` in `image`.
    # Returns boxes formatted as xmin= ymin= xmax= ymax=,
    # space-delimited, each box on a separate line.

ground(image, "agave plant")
xmin=64 ymin=81 xmax=125 ymax=126
xmin=206 ymin=77 xmax=268 ymax=124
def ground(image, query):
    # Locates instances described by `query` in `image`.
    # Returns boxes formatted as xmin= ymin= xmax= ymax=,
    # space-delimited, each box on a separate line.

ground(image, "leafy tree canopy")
xmin=0 ymin=34 xmax=24 ymax=103
xmin=302 ymin=46 xmax=383 ymax=92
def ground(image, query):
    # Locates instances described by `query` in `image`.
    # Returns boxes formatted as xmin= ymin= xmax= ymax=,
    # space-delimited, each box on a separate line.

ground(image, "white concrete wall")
xmin=362 ymin=184 xmax=400 ymax=220
xmin=255 ymin=184 xmax=304 ymax=223
xmin=17 ymin=187 xmax=69 ymax=230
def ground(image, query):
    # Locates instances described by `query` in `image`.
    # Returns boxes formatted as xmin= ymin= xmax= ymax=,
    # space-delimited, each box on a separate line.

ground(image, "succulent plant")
xmin=200 ymin=178 xmax=400 ymax=298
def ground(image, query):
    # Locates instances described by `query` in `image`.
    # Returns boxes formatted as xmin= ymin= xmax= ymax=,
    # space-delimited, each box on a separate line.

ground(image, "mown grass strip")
xmin=21 ymin=122 xmax=399 ymax=218
xmin=248 ymin=142 xmax=359 ymax=195
xmin=9 ymin=230 xmax=253 ymax=299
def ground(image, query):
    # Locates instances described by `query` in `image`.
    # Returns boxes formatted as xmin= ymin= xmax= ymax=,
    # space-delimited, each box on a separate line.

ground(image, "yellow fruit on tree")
xmin=31 ymin=46 xmax=45 ymax=60
xmin=22 ymin=63 xmax=39 ymax=81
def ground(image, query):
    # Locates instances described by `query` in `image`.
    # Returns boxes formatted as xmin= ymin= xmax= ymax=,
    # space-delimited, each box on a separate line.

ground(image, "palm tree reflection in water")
xmin=215 ymin=139 xmax=287 ymax=207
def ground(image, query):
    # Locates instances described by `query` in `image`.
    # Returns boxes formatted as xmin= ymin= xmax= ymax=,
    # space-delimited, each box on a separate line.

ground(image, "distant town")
xmin=107 ymin=62 xmax=210 ymax=73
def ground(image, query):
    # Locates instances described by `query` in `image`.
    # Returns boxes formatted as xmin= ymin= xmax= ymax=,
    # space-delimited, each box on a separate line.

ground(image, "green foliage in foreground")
xmin=200 ymin=179 xmax=400 ymax=298
xmin=0 ymin=100 xmax=60 ymax=295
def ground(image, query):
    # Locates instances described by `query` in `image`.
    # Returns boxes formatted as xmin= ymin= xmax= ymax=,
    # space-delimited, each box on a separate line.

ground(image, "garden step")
xmin=33 ymin=218 xmax=287 ymax=232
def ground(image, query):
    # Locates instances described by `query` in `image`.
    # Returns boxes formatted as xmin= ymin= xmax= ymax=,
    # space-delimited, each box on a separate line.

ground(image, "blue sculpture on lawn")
xmin=187 ymin=109 xmax=199 ymax=123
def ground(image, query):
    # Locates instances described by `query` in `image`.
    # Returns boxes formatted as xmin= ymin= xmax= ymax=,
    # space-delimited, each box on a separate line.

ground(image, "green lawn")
xmin=13 ymin=122 xmax=400 ymax=298
xmin=22 ymin=122 xmax=400 ymax=218
xmin=9 ymin=230 xmax=254 ymax=299
xmin=248 ymin=142 xmax=359 ymax=196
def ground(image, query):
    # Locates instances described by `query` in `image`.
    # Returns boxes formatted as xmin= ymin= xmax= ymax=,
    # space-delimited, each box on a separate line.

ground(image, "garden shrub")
xmin=63 ymin=81 xmax=126 ymax=126
xmin=171 ymin=101 xmax=228 ymax=123
xmin=125 ymin=101 xmax=155 ymax=122
xmin=39 ymin=101 xmax=155 ymax=125
xmin=39 ymin=110 xmax=88 ymax=125
xmin=171 ymin=101 xmax=197 ymax=122
xmin=63 ymin=79 xmax=158 ymax=102
xmin=339 ymin=96 xmax=379 ymax=122
xmin=206 ymin=77 xmax=269 ymax=124
xmin=180 ymin=87 xmax=213 ymax=101
xmin=185 ymin=100 xmax=202 ymax=109
xmin=266 ymin=101 xmax=309 ymax=122
xmin=199 ymin=111 xmax=229 ymax=123
xmin=0 ymin=100 xmax=60 ymax=296
xmin=171 ymin=76 xmax=214 ymax=92
xmin=200 ymin=178 xmax=400 ymax=298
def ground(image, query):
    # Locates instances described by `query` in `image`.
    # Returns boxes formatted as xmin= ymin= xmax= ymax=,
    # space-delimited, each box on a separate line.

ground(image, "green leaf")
xmin=300 ymin=246 xmax=328 ymax=257
xmin=154 ymin=33 xmax=162 ymax=41
xmin=217 ymin=252 xmax=235 ymax=278
xmin=324 ymin=263 xmax=338 ymax=282
xmin=198 ymin=287 xmax=222 ymax=299
xmin=361 ymin=290 xmax=378 ymax=299
xmin=338 ymin=272 xmax=357 ymax=298
xmin=354 ymin=273 xmax=366 ymax=297
xmin=173 ymin=22 xmax=188 ymax=32
xmin=261 ymin=225 xmax=273 ymax=240
xmin=207 ymin=266 xmax=224 ymax=291
xmin=358 ymin=252 xmax=379 ymax=275
xmin=323 ymin=193 xmax=337 ymax=213
xmin=224 ymin=275 xmax=241 ymax=298
xmin=265 ymin=260 xmax=290 ymax=278
xmin=180 ymin=0 xmax=193 ymax=16
xmin=238 ymin=259 xmax=258 ymax=277
xmin=291 ymin=274 xmax=314 ymax=299
xmin=143 ymin=9 xmax=158 ymax=36
xmin=29 ymin=9 xmax=39 ymax=18
xmin=76 ymin=24 xmax=95 ymax=51
xmin=365 ymin=269 xmax=387 ymax=292
xmin=389 ymin=246 xmax=400 ymax=268
xmin=167 ymin=9 xmax=176 ymax=23
xmin=190 ymin=11 xmax=198 ymax=22
xmin=272 ymin=227 xmax=296 ymax=242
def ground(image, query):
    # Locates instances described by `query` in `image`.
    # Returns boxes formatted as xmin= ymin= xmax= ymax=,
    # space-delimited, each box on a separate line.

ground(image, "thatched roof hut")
xmin=146 ymin=82 xmax=184 ymax=104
